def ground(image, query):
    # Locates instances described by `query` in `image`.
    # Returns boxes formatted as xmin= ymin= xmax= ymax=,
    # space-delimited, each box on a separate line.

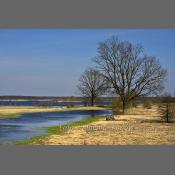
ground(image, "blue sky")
xmin=0 ymin=29 xmax=174 ymax=96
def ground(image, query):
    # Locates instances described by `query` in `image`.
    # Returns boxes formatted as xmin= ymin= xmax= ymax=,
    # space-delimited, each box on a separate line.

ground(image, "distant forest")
xmin=0 ymin=96 xmax=175 ymax=103
xmin=0 ymin=96 xmax=114 ymax=102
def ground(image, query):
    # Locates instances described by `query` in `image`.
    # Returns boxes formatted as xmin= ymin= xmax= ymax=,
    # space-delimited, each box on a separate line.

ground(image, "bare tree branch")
xmin=93 ymin=36 xmax=167 ymax=113
xmin=77 ymin=68 xmax=108 ymax=106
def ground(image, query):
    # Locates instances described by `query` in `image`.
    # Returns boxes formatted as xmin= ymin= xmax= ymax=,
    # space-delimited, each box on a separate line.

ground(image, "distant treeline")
xmin=123 ymin=97 xmax=175 ymax=104
xmin=0 ymin=96 xmax=114 ymax=102
xmin=0 ymin=96 xmax=175 ymax=103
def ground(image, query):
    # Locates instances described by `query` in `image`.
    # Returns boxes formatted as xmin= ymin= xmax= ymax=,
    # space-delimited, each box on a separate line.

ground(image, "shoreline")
xmin=16 ymin=116 xmax=103 ymax=145
xmin=0 ymin=106 xmax=110 ymax=118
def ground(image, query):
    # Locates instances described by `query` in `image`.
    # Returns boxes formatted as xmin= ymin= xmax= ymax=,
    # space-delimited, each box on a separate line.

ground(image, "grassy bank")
xmin=0 ymin=106 xmax=110 ymax=118
xmin=16 ymin=116 xmax=103 ymax=145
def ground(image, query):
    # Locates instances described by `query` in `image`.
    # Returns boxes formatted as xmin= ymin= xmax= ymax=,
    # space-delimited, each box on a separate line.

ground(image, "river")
xmin=0 ymin=110 xmax=111 ymax=144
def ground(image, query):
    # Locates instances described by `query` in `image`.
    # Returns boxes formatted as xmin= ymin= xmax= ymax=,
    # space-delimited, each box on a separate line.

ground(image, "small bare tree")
xmin=94 ymin=36 xmax=167 ymax=113
xmin=77 ymin=68 xmax=107 ymax=106
xmin=159 ymin=94 xmax=175 ymax=123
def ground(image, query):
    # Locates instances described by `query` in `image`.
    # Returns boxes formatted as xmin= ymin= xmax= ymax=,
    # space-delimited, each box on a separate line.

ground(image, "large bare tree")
xmin=94 ymin=36 xmax=167 ymax=113
xmin=77 ymin=68 xmax=107 ymax=106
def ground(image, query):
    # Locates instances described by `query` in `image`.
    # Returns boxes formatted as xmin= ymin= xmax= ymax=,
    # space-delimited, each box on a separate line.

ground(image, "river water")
xmin=0 ymin=110 xmax=111 ymax=144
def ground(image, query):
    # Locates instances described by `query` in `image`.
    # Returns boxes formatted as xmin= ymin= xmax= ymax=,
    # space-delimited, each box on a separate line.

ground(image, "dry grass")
xmin=35 ymin=105 xmax=175 ymax=145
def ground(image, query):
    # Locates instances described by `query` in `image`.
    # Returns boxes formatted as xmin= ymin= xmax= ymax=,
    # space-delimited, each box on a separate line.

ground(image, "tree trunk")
xmin=91 ymin=96 xmax=94 ymax=106
xmin=167 ymin=117 xmax=169 ymax=123
xmin=122 ymin=100 xmax=126 ymax=114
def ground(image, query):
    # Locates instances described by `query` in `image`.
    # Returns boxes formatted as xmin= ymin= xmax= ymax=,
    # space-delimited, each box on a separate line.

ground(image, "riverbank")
xmin=16 ymin=116 xmax=102 ymax=145
xmin=17 ymin=105 xmax=175 ymax=145
xmin=0 ymin=106 xmax=109 ymax=118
